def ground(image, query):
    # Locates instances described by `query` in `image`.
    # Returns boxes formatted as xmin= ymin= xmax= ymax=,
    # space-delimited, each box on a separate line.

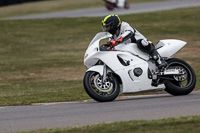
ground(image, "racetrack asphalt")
xmin=0 ymin=91 xmax=200 ymax=132
xmin=3 ymin=0 xmax=200 ymax=20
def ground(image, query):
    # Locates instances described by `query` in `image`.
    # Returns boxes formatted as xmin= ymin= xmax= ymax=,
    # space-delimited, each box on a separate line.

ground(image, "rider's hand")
xmin=109 ymin=37 xmax=123 ymax=47
xmin=109 ymin=39 xmax=118 ymax=47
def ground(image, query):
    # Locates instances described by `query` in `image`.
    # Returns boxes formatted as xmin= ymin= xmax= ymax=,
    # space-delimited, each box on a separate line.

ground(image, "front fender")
xmin=86 ymin=65 xmax=104 ymax=76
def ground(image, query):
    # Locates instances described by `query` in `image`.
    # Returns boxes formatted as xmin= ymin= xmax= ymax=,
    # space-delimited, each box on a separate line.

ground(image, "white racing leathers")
xmin=112 ymin=21 xmax=148 ymax=44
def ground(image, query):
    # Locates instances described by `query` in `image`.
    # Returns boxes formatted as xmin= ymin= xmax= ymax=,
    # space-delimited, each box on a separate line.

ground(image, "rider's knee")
xmin=137 ymin=39 xmax=153 ymax=54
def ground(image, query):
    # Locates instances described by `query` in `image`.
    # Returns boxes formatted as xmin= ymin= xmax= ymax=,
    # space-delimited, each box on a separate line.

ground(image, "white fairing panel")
xmin=156 ymin=39 xmax=186 ymax=58
xmin=114 ymin=43 xmax=149 ymax=60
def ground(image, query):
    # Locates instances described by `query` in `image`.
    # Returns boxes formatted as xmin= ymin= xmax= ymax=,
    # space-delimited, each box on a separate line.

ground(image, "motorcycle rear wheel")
xmin=83 ymin=71 xmax=120 ymax=102
xmin=164 ymin=58 xmax=196 ymax=95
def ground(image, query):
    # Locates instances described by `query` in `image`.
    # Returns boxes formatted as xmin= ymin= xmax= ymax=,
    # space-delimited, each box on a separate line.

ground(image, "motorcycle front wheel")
xmin=164 ymin=58 xmax=196 ymax=96
xmin=83 ymin=71 xmax=120 ymax=102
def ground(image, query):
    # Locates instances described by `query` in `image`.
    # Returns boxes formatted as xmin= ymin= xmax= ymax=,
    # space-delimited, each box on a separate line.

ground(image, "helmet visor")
xmin=102 ymin=25 xmax=111 ymax=32
xmin=102 ymin=21 xmax=112 ymax=32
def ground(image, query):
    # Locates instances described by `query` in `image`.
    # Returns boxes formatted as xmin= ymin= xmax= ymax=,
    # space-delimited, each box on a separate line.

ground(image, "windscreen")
xmin=89 ymin=32 xmax=111 ymax=47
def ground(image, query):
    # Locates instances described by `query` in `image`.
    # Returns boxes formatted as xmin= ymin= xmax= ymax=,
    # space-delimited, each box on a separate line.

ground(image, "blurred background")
xmin=0 ymin=0 xmax=44 ymax=6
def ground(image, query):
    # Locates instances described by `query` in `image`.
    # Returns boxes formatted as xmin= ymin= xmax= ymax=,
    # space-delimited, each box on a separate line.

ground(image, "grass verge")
xmin=0 ymin=7 xmax=199 ymax=106
xmin=19 ymin=115 xmax=200 ymax=133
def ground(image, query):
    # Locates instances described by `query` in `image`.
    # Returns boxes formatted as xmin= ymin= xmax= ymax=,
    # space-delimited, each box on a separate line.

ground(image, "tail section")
xmin=155 ymin=39 xmax=186 ymax=59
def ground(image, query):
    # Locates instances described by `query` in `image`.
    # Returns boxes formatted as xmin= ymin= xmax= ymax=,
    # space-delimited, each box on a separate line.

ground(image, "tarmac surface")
xmin=0 ymin=91 xmax=200 ymax=132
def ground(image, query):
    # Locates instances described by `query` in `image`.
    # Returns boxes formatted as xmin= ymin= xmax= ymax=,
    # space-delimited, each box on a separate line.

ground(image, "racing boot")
xmin=139 ymin=39 xmax=167 ymax=69
xmin=150 ymin=50 xmax=168 ymax=69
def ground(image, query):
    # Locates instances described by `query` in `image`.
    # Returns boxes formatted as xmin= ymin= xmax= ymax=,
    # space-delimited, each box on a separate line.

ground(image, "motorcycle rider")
xmin=101 ymin=14 xmax=167 ymax=69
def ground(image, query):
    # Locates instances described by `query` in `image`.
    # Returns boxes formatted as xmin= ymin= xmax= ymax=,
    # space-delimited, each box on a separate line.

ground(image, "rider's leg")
xmin=137 ymin=39 xmax=167 ymax=69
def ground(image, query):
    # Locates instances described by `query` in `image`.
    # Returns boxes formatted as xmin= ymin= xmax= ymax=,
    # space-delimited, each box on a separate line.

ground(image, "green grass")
xmin=0 ymin=0 xmax=174 ymax=18
xmin=0 ymin=80 xmax=88 ymax=106
xmin=19 ymin=115 xmax=200 ymax=133
xmin=0 ymin=7 xmax=199 ymax=106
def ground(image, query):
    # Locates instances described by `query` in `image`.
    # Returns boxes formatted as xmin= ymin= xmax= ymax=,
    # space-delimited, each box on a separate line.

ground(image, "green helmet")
xmin=102 ymin=14 xmax=121 ymax=35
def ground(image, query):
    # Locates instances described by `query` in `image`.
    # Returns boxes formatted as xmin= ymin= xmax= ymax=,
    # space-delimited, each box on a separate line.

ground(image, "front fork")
xmin=102 ymin=64 xmax=113 ymax=84
xmin=102 ymin=64 xmax=107 ymax=83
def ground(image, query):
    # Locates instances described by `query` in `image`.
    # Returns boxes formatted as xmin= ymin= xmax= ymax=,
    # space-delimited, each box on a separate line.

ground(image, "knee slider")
xmin=141 ymin=40 xmax=149 ymax=47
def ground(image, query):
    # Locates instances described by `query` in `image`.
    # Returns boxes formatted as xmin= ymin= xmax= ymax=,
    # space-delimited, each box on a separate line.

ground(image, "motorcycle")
xmin=104 ymin=0 xmax=130 ymax=10
xmin=83 ymin=32 xmax=196 ymax=102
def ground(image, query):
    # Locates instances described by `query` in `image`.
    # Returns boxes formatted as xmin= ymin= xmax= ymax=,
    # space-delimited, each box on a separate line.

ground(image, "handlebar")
xmin=103 ymin=42 xmax=111 ymax=47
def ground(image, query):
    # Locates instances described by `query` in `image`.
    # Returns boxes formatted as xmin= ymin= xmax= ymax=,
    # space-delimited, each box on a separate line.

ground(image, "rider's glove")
xmin=109 ymin=37 xmax=123 ymax=47
xmin=109 ymin=39 xmax=117 ymax=47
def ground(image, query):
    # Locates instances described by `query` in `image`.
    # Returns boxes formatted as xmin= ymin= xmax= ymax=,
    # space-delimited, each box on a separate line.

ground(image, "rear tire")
xmin=83 ymin=71 xmax=120 ymax=102
xmin=164 ymin=58 xmax=196 ymax=95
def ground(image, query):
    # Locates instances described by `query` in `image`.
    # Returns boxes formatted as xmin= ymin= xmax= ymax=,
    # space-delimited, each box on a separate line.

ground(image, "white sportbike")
xmin=83 ymin=32 xmax=196 ymax=102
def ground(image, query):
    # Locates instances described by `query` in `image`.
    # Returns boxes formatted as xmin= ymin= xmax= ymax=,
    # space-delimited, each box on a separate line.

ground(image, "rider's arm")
xmin=109 ymin=22 xmax=136 ymax=46
xmin=118 ymin=30 xmax=134 ymax=42
xmin=109 ymin=30 xmax=134 ymax=47
xmin=117 ymin=22 xmax=136 ymax=43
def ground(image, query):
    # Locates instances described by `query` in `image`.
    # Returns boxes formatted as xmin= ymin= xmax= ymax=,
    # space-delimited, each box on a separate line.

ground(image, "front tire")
xmin=83 ymin=71 xmax=120 ymax=102
xmin=164 ymin=58 xmax=196 ymax=95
